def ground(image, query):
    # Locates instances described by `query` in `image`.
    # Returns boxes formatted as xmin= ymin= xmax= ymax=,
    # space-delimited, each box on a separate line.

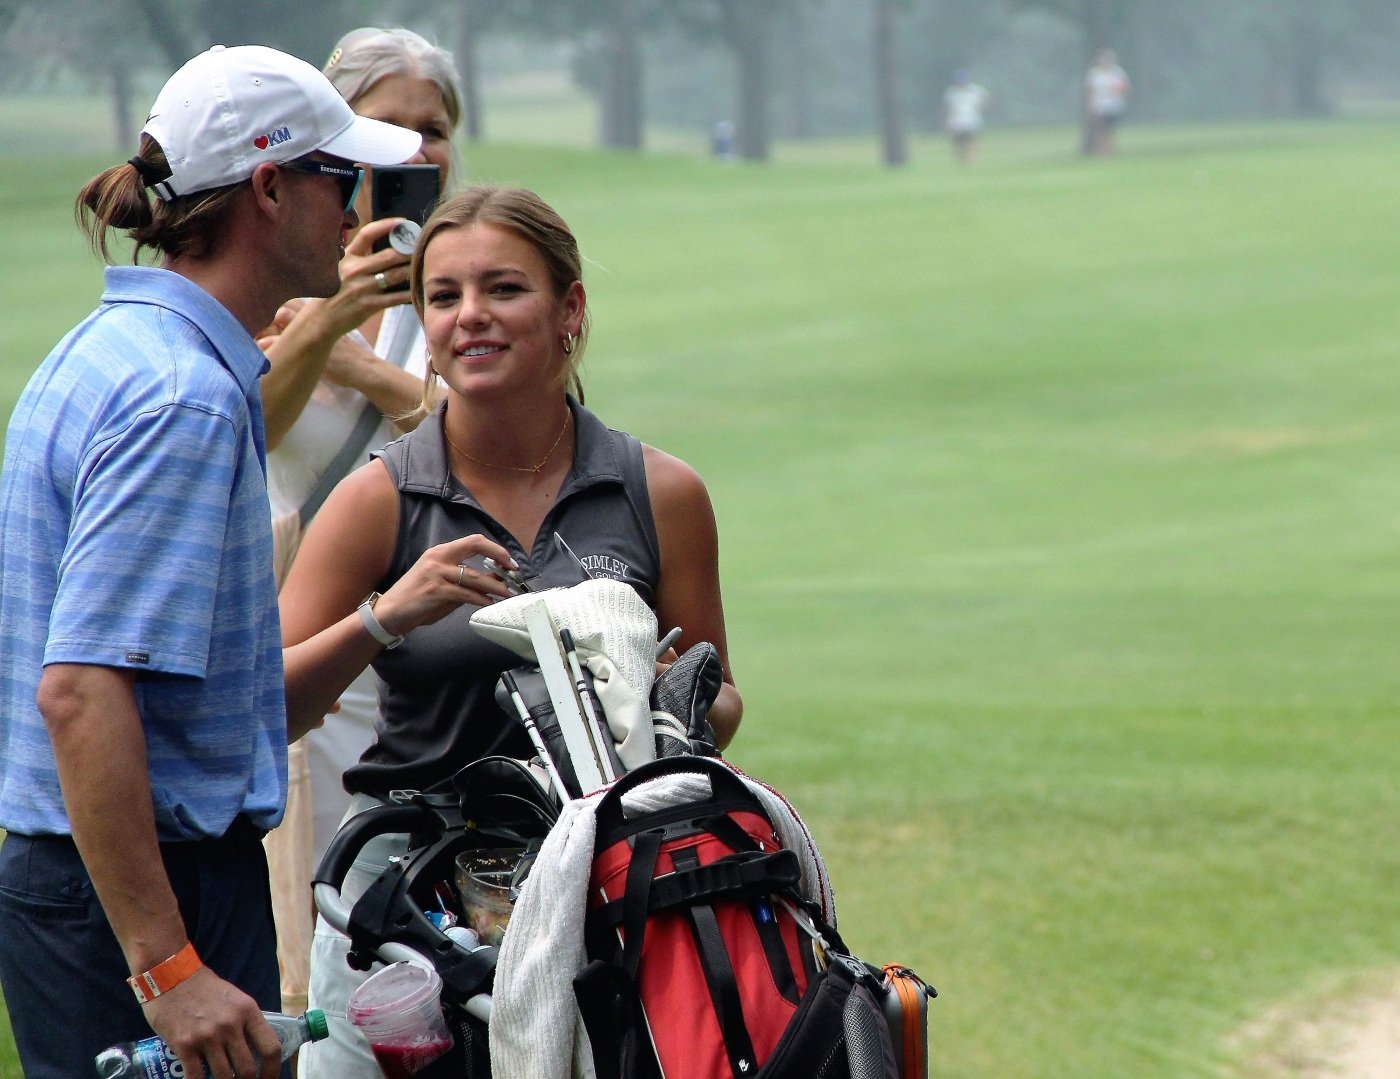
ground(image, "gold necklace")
xmin=444 ymin=409 xmax=572 ymax=474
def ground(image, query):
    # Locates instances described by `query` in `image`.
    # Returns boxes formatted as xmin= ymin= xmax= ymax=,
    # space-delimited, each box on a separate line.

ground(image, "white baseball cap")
xmin=141 ymin=44 xmax=422 ymax=200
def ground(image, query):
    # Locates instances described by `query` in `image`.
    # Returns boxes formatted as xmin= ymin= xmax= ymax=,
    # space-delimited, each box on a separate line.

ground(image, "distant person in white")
xmin=943 ymin=69 xmax=991 ymax=165
xmin=1084 ymin=48 xmax=1130 ymax=156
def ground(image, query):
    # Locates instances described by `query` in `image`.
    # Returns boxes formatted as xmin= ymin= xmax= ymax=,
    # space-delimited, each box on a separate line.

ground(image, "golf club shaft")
xmin=559 ymin=627 xmax=620 ymax=782
xmin=656 ymin=626 xmax=682 ymax=660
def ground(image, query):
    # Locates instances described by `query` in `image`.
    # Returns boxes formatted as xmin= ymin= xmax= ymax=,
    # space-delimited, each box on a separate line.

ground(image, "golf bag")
xmin=315 ymin=578 xmax=934 ymax=1078
xmin=567 ymin=755 xmax=934 ymax=1079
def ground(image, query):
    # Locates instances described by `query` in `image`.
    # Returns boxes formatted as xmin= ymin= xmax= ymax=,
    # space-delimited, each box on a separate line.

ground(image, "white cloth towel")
xmin=470 ymin=578 xmax=659 ymax=699
xmin=488 ymin=763 xmax=837 ymax=1079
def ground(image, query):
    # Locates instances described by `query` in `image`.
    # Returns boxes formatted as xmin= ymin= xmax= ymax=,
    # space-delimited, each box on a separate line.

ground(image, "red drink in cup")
xmin=347 ymin=962 xmax=453 ymax=1077
xmin=369 ymin=1036 xmax=456 ymax=1079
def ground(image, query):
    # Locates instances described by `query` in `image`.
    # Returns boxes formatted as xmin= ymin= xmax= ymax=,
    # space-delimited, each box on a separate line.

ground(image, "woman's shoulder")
xmin=640 ymin=443 xmax=710 ymax=510
xmin=373 ymin=403 xmax=445 ymax=482
xmin=330 ymin=455 xmax=399 ymax=514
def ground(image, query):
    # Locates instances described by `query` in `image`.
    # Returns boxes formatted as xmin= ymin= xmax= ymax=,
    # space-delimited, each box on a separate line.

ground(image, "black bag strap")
xmin=298 ymin=401 xmax=381 ymax=527
xmin=593 ymin=756 xmax=767 ymax=840
xmin=751 ymin=894 xmax=801 ymax=1007
xmin=296 ymin=310 xmax=419 ymax=528
xmin=587 ymin=849 xmax=801 ymax=936
xmin=619 ymin=828 xmax=665 ymax=982
xmin=672 ymin=846 xmax=760 ymax=1079
xmin=575 ymin=960 xmax=651 ymax=1079
xmin=701 ymin=811 xmax=765 ymax=856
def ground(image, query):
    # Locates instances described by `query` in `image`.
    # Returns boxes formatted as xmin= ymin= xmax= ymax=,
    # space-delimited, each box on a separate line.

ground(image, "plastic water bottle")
xmin=94 ymin=1009 xmax=329 ymax=1078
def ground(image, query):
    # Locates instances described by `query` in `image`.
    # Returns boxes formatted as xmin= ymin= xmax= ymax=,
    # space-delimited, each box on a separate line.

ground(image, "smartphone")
xmin=370 ymin=164 xmax=441 ymax=263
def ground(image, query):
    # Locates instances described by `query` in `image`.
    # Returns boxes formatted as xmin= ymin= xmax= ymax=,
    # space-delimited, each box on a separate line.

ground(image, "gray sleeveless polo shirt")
xmin=345 ymin=398 xmax=660 ymax=798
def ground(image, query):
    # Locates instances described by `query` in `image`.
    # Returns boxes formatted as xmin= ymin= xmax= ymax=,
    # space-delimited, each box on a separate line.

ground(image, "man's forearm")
xmin=39 ymin=664 xmax=190 ymax=974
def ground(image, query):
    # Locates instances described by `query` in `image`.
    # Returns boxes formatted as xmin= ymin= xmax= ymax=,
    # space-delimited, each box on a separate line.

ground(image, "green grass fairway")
xmin=3 ymin=116 xmax=1400 ymax=1077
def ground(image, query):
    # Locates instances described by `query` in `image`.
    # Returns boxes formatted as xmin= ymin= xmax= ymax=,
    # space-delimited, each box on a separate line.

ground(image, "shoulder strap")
xmin=296 ymin=314 xmax=420 ymax=528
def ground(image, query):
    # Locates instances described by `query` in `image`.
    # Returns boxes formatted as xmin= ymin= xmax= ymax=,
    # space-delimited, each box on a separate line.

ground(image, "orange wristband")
xmin=127 ymin=941 xmax=202 ymax=1004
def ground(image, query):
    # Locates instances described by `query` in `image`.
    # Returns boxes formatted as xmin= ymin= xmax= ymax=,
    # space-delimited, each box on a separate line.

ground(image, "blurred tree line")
xmin=2 ymin=0 xmax=1398 ymax=162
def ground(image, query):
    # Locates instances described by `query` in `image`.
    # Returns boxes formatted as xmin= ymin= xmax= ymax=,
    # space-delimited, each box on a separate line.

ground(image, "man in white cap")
xmin=0 ymin=44 xmax=421 ymax=1079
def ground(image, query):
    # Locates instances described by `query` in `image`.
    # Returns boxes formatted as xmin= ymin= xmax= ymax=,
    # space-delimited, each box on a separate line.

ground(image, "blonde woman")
xmin=284 ymin=185 xmax=743 ymax=1076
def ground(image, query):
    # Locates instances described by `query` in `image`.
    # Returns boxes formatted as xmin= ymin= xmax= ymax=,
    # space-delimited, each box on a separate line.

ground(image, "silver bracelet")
xmin=357 ymin=591 xmax=404 ymax=650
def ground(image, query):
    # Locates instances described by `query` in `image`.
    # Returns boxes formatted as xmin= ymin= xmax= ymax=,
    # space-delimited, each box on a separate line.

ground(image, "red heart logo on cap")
xmin=254 ymin=135 xmax=269 ymax=150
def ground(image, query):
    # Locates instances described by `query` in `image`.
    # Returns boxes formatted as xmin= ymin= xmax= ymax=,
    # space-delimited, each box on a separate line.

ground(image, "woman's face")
xmin=420 ymin=222 xmax=584 ymax=401
xmin=351 ymin=73 xmax=455 ymax=220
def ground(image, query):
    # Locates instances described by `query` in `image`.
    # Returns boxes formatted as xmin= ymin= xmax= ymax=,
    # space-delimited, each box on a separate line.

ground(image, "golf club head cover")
xmin=582 ymin=653 xmax=658 ymax=772
xmin=652 ymin=710 xmax=693 ymax=759
xmin=452 ymin=754 xmax=560 ymax=825
xmin=649 ymin=641 xmax=723 ymax=756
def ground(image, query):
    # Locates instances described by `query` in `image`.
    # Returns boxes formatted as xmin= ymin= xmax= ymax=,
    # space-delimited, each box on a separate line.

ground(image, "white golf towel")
xmin=470 ymin=578 xmax=659 ymax=698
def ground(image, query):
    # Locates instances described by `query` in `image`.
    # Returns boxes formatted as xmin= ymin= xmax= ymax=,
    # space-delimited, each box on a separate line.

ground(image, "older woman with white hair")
xmin=256 ymin=25 xmax=463 ymax=1015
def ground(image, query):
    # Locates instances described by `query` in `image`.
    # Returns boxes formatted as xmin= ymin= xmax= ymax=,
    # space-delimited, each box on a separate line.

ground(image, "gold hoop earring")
xmin=427 ymin=347 xmax=450 ymax=385
xmin=561 ymin=332 xmax=575 ymax=356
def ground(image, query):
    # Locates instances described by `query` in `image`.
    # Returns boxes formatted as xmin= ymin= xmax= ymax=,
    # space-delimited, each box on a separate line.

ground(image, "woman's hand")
xmin=265 ymin=220 xmax=415 ymax=347
xmin=261 ymin=300 xmax=385 ymax=390
xmin=286 ymin=219 xmax=417 ymax=345
xmin=281 ymin=459 xmax=525 ymax=735
xmin=328 ymin=218 xmax=418 ymax=331
xmin=369 ymin=534 xmax=522 ymax=639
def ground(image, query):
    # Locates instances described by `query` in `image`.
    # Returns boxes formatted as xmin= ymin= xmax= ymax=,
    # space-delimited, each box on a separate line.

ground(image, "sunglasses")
xmin=281 ymin=158 xmax=365 ymax=213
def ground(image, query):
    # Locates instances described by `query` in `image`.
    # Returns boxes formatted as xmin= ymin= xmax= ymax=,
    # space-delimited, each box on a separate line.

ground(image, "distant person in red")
xmin=1084 ymin=48 xmax=1130 ymax=156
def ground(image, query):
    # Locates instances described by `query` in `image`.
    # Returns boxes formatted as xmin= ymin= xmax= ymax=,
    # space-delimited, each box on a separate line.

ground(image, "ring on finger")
xmin=456 ymin=563 xmax=468 ymax=587
xmin=374 ymin=271 xmax=389 ymax=292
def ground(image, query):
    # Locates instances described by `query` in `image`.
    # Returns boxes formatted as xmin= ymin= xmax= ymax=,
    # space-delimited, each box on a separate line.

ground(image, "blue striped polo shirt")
xmin=0 ymin=267 xmax=286 ymax=840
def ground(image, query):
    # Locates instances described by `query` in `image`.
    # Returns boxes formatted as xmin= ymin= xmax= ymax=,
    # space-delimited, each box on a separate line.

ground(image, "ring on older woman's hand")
xmin=456 ymin=563 xmax=468 ymax=587
xmin=374 ymin=272 xmax=389 ymax=292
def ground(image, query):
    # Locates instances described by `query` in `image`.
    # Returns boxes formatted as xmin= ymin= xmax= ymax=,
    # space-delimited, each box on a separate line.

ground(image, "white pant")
xmin=300 ymin=794 xmax=410 ymax=1079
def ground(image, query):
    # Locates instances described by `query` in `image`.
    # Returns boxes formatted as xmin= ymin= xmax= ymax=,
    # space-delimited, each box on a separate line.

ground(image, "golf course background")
xmin=2 ymin=97 xmax=1399 ymax=1076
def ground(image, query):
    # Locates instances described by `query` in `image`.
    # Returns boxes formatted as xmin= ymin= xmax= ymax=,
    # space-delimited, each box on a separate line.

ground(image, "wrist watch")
xmin=357 ymin=591 xmax=405 ymax=650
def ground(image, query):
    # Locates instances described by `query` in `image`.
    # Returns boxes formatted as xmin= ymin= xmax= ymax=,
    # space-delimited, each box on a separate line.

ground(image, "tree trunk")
xmin=455 ymin=0 xmax=484 ymax=141
xmin=110 ymin=59 xmax=135 ymax=154
xmin=200 ymin=0 xmax=322 ymax=59
xmin=720 ymin=0 xmax=775 ymax=162
xmin=778 ymin=0 xmax=813 ymax=139
xmin=1124 ymin=0 xmax=1154 ymax=120
xmin=599 ymin=0 xmax=644 ymax=150
xmin=1289 ymin=8 xmax=1328 ymax=115
xmin=128 ymin=0 xmax=196 ymax=70
xmin=873 ymin=0 xmax=907 ymax=166
xmin=1081 ymin=0 xmax=1118 ymax=55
